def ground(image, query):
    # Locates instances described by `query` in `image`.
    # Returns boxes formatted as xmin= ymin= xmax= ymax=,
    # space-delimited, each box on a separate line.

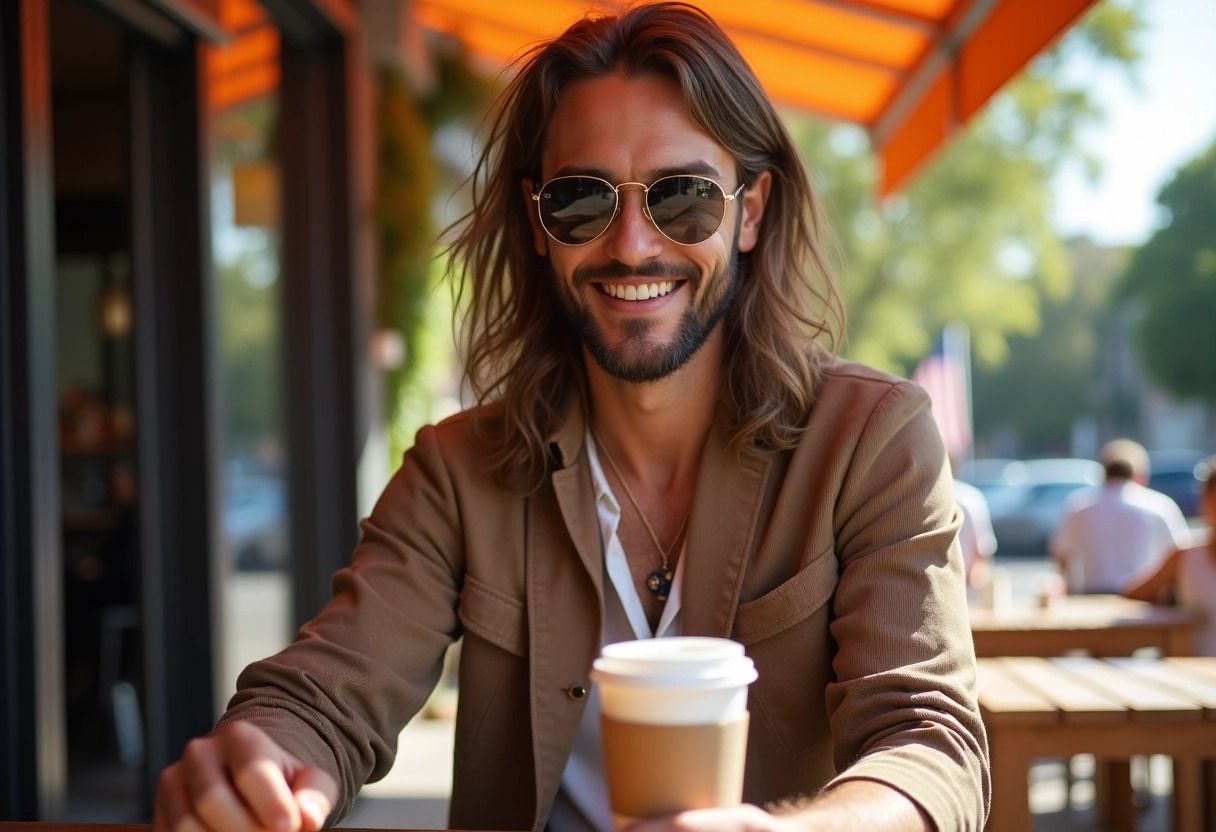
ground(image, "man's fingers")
xmin=233 ymin=759 xmax=301 ymax=832
xmin=179 ymin=737 xmax=259 ymax=832
xmin=154 ymin=764 xmax=208 ymax=832
xmin=290 ymin=766 xmax=338 ymax=832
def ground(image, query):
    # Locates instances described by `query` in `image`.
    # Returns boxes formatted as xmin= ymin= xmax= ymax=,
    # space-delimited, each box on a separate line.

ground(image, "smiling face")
xmin=525 ymin=71 xmax=769 ymax=384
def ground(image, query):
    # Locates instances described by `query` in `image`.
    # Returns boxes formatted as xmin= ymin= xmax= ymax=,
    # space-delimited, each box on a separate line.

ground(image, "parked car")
xmin=1148 ymin=449 xmax=1209 ymax=518
xmin=959 ymin=458 xmax=1103 ymax=557
xmin=223 ymin=471 xmax=289 ymax=571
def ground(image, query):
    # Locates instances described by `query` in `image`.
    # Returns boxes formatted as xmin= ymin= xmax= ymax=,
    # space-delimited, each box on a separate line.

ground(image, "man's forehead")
xmin=537 ymin=73 xmax=734 ymax=180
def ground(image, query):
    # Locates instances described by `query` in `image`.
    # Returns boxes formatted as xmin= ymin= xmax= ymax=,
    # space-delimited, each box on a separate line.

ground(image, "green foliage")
xmin=375 ymin=51 xmax=492 ymax=462
xmin=1116 ymin=140 xmax=1216 ymax=402
xmin=789 ymin=0 xmax=1144 ymax=376
xmin=376 ymin=66 xmax=438 ymax=461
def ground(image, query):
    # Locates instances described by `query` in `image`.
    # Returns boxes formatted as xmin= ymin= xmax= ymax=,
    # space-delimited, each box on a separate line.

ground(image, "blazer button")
xmin=567 ymin=685 xmax=588 ymax=700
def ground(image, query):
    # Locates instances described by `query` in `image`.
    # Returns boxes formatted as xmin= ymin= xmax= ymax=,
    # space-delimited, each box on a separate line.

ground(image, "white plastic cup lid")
xmin=591 ymin=637 xmax=757 ymax=691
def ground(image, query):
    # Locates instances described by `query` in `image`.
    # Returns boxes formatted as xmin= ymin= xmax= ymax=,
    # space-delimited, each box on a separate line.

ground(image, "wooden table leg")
xmin=1172 ymin=758 xmax=1202 ymax=832
xmin=1097 ymin=759 xmax=1134 ymax=832
xmin=986 ymin=736 xmax=1031 ymax=832
xmin=1204 ymin=760 xmax=1216 ymax=831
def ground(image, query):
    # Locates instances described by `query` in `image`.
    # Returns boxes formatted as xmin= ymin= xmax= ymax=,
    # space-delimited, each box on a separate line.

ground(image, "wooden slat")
xmin=998 ymin=657 xmax=1126 ymax=723
xmin=975 ymin=659 xmax=1056 ymax=725
xmin=1163 ymin=657 xmax=1216 ymax=686
xmin=1107 ymin=657 xmax=1216 ymax=712
xmin=1052 ymin=657 xmax=1202 ymax=722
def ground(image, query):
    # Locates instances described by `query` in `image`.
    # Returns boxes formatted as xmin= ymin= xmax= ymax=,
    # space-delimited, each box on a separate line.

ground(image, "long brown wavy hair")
xmin=444 ymin=1 xmax=845 ymax=492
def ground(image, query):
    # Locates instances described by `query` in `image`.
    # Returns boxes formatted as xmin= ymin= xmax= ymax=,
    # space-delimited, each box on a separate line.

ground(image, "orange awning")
xmin=413 ymin=0 xmax=1100 ymax=194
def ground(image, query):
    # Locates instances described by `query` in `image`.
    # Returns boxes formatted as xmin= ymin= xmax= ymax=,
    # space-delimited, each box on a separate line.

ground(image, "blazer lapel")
xmin=681 ymin=415 xmax=771 ymax=637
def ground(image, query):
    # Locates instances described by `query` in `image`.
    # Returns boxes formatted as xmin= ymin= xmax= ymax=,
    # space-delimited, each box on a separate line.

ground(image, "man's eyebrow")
xmin=648 ymin=161 xmax=723 ymax=181
xmin=548 ymin=160 xmax=726 ymax=183
xmin=550 ymin=165 xmax=614 ymax=180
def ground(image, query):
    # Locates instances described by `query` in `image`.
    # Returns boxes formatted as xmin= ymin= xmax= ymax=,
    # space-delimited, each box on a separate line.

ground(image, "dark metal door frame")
xmin=127 ymin=34 xmax=219 ymax=806
xmin=1 ymin=0 xmax=67 ymax=820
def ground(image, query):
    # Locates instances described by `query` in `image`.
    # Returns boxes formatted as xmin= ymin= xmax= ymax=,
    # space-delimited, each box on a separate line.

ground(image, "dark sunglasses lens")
xmin=647 ymin=176 xmax=726 ymax=244
xmin=537 ymin=178 xmax=617 ymax=244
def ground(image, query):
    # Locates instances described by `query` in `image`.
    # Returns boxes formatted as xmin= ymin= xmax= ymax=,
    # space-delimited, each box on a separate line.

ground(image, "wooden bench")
xmin=977 ymin=656 xmax=1216 ymax=832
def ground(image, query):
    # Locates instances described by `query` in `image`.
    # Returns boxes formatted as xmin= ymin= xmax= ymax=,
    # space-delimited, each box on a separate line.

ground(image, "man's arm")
xmin=1121 ymin=548 xmax=1181 ymax=604
xmin=155 ymin=421 xmax=471 ymax=829
xmin=1048 ymin=512 xmax=1073 ymax=585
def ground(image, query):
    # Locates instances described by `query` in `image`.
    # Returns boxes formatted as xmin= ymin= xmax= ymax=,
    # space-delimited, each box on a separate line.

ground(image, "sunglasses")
xmin=532 ymin=174 xmax=747 ymax=247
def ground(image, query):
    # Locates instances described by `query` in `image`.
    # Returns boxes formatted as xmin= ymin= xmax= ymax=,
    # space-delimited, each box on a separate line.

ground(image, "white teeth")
xmin=603 ymin=281 xmax=674 ymax=300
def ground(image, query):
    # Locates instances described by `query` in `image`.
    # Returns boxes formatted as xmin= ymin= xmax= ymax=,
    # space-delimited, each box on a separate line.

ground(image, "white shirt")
xmin=548 ymin=431 xmax=685 ymax=832
xmin=1049 ymin=480 xmax=1191 ymax=594
xmin=953 ymin=479 xmax=997 ymax=573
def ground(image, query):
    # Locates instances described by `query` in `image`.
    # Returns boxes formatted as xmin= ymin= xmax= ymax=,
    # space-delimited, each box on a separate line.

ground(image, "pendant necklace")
xmin=594 ymin=430 xmax=690 ymax=601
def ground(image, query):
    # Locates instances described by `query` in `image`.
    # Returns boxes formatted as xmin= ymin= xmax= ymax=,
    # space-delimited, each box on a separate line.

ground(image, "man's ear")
xmin=521 ymin=178 xmax=548 ymax=257
xmin=736 ymin=169 xmax=772 ymax=253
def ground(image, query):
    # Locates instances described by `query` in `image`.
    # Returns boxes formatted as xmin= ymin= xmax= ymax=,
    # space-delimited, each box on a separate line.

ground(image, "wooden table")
xmin=978 ymin=656 xmax=1216 ymax=832
xmin=970 ymin=594 xmax=1200 ymax=658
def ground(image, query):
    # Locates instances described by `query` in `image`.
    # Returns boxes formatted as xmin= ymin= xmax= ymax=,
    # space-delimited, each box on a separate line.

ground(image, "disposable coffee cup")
xmin=590 ymin=637 xmax=758 ymax=827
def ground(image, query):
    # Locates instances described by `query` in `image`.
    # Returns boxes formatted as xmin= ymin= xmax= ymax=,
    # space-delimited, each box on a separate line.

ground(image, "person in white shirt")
xmin=1050 ymin=439 xmax=1191 ymax=594
xmin=953 ymin=478 xmax=997 ymax=588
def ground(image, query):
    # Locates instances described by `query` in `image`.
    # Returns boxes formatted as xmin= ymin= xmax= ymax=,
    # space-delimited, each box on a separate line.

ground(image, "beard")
xmin=552 ymin=248 xmax=740 ymax=384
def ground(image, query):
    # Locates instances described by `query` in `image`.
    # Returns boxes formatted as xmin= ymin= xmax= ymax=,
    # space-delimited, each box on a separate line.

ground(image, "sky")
xmin=1051 ymin=0 xmax=1216 ymax=247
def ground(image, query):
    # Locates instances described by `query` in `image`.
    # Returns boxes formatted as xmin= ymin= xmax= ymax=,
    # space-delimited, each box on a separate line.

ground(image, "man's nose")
xmin=602 ymin=186 xmax=665 ymax=265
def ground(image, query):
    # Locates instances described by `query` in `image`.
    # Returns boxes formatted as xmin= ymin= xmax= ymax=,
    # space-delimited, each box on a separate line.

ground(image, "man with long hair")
xmin=155 ymin=4 xmax=989 ymax=832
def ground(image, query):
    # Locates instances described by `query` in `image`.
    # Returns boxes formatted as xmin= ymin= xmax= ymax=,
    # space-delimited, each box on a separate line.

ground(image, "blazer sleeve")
xmin=823 ymin=379 xmax=991 ymax=830
xmin=214 ymin=421 xmax=467 ymax=822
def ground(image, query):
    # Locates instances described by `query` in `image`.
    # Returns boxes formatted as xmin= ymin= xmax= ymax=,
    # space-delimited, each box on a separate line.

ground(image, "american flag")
xmin=912 ymin=323 xmax=972 ymax=461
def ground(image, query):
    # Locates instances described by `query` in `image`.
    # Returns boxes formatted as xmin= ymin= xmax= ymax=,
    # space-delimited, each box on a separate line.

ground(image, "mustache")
xmin=572 ymin=259 xmax=700 ymax=287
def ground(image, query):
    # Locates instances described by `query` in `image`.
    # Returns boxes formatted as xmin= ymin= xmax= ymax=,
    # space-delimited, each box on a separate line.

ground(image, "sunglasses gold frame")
xmin=531 ymin=174 xmax=747 ymax=247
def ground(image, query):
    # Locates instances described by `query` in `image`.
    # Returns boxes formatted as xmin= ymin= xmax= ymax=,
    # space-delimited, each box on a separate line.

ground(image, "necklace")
xmin=594 ymin=430 xmax=690 ymax=601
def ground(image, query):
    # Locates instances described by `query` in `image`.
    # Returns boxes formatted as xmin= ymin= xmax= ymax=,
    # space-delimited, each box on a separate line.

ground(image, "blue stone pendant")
xmin=646 ymin=568 xmax=674 ymax=601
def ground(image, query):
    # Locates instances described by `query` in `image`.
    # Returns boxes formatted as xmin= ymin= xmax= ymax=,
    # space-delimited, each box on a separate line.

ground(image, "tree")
xmin=786 ymin=0 xmax=1144 ymax=376
xmin=1115 ymin=140 xmax=1216 ymax=402
xmin=217 ymin=247 xmax=282 ymax=452
xmin=971 ymin=238 xmax=1129 ymax=454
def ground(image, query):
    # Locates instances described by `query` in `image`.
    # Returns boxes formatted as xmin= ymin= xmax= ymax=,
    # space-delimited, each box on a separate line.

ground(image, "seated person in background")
xmin=1050 ymin=439 xmax=1191 ymax=594
xmin=953 ymin=476 xmax=997 ymax=590
xmin=153 ymin=5 xmax=989 ymax=832
xmin=1123 ymin=456 xmax=1216 ymax=654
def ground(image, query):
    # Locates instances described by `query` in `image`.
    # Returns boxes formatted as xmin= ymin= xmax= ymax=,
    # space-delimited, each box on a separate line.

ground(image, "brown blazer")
xmin=219 ymin=357 xmax=990 ymax=831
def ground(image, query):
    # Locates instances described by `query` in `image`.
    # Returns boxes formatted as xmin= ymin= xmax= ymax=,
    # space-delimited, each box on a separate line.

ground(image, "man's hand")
xmin=627 ymin=804 xmax=793 ymax=832
xmin=154 ymin=720 xmax=338 ymax=832
xmin=624 ymin=782 xmax=931 ymax=832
